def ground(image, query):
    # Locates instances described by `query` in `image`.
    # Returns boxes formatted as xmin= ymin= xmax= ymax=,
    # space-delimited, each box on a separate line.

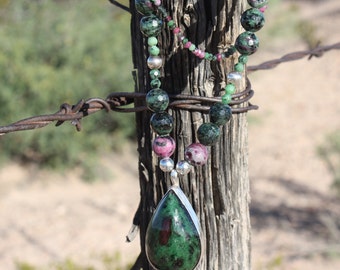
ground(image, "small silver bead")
xmin=227 ymin=71 xmax=242 ymax=83
xmin=147 ymin=56 xmax=163 ymax=69
xmin=176 ymin=160 xmax=192 ymax=175
xmin=170 ymin=169 xmax=179 ymax=185
xmin=159 ymin=158 xmax=174 ymax=172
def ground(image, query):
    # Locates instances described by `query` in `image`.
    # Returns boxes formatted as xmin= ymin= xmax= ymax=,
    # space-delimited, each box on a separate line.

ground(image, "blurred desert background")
xmin=0 ymin=0 xmax=340 ymax=269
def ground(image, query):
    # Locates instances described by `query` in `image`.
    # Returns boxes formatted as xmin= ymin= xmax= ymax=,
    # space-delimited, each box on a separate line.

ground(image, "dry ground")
xmin=1 ymin=0 xmax=340 ymax=269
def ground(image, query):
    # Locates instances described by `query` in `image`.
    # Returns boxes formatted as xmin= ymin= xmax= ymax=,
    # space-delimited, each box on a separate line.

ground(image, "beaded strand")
xmin=138 ymin=0 xmax=268 ymax=179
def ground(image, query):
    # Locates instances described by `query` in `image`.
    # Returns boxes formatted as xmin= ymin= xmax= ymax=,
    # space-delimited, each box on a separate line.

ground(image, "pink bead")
xmin=199 ymin=51 xmax=206 ymax=59
xmin=154 ymin=0 xmax=161 ymax=6
xmin=184 ymin=41 xmax=192 ymax=49
xmin=173 ymin=27 xmax=181 ymax=34
xmin=166 ymin=16 xmax=172 ymax=22
xmin=193 ymin=49 xmax=201 ymax=56
xmin=259 ymin=5 xmax=267 ymax=12
xmin=216 ymin=53 xmax=222 ymax=61
xmin=184 ymin=143 xmax=208 ymax=166
xmin=153 ymin=136 xmax=176 ymax=158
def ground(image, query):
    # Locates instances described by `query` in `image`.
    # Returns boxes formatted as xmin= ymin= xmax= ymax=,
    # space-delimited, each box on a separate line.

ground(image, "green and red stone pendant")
xmin=145 ymin=186 xmax=202 ymax=270
xmin=136 ymin=0 xmax=268 ymax=269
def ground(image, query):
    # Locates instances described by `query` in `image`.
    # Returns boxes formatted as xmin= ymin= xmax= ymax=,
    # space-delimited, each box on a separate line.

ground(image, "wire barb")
xmin=247 ymin=42 xmax=340 ymax=72
xmin=1 ymin=41 xmax=339 ymax=135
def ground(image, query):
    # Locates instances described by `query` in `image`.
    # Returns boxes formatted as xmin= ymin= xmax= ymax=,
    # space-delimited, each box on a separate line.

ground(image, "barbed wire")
xmin=248 ymin=42 xmax=340 ymax=72
xmin=0 ymin=42 xmax=339 ymax=135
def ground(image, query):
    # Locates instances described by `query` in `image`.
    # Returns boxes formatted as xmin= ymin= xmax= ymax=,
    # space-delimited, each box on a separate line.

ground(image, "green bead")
xmin=149 ymin=45 xmax=160 ymax=56
xmin=209 ymin=103 xmax=232 ymax=126
xmin=222 ymin=94 xmax=232 ymax=105
xmin=197 ymin=123 xmax=220 ymax=146
xmin=238 ymin=55 xmax=248 ymax=64
xmin=150 ymin=79 xmax=161 ymax=88
xmin=150 ymin=112 xmax=173 ymax=135
xmin=225 ymin=83 xmax=236 ymax=95
xmin=146 ymin=88 xmax=169 ymax=112
xmin=182 ymin=38 xmax=189 ymax=45
xmin=167 ymin=20 xmax=175 ymax=29
xmin=148 ymin=36 xmax=158 ymax=46
xmin=135 ymin=0 xmax=154 ymax=15
xmin=150 ymin=69 xmax=161 ymax=79
xmin=241 ymin=8 xmax=265 ymax=32
xmin=235 ymin=31 xmax=259 ymax=55
xmin=247 ymin=0 xmax=268 ymax=8
xmin=234 ymin=63 xmax=244 ymax=72
xmin=145 ymin=187 xmax=201 ymax=270
xmin=189 ymin=44 xmax=196 ymax=51
xmin=140 ymin=15 xmax=163 ymax=37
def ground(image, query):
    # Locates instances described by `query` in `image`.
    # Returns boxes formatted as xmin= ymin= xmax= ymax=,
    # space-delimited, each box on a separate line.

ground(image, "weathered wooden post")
xmin=130 ymin=0 xmax=256 ymax=268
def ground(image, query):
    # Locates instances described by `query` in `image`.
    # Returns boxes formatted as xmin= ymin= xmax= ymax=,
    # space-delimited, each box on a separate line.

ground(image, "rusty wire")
xmin=0 ymin=42 xmax=339 ymax=135
xmin=0 ymin=78 xmax=256 ymax=135
xmin=247 ymin=42 xmax=340 ymax=72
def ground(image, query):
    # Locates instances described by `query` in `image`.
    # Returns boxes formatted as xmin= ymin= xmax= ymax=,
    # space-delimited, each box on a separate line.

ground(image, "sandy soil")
xmin=1 ymin=0 xmax=340 ymax=269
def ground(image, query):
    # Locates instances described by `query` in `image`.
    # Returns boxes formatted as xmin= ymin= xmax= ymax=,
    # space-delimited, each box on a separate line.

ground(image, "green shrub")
xmin=318 ymin=131 xmax=340 ymax=195
xmin=0 ymin=0 xmax=135 ymax=177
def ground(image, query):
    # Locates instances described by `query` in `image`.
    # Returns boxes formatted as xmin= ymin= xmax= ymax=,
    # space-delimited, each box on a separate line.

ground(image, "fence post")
xmin=130 ymin=0 xmax=250 ymax=268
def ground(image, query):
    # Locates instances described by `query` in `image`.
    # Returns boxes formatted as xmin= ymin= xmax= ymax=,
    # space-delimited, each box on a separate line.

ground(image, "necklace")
xmin=136 ymin=0 xmax=268 ymax=269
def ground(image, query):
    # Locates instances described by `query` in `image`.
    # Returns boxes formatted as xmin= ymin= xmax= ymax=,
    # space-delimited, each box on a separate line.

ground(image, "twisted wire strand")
xmin=0 ymin=42 xmax=339 ymax=135
xmin=0 ymin=79 xmax=255 ymax=135
xmin=247 ymin=42 xmax=340 ymax=72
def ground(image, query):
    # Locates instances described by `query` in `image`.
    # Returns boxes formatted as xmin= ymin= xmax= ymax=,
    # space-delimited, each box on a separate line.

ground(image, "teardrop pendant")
xmin=145 ymin=186 xmax=202 ymax=270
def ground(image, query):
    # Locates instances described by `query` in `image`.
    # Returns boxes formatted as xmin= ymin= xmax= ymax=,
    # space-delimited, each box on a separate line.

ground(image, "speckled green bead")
xmin=222 ymin=94 xmax=232 ymax=105
xmin=209 ymin=103 xmax=232 ymax=126
xmin=247 ymin=0 xmax=268 ymax=8
xmin=235 ymin=31 xmax=259 ymax=55
xmin=150 ymin=69 xmax=161 ymax=79
xmin=150 ymin=79 xmax=161 ymax=88
xmin=150 ymin=112 xmax=173 ymax=135
xmin=135 ymin=0 xmax=154 ymax=15
xmin=148 ymin=36 xmax=158 ymax=46
xmin=225 ymin=83 xmax=236 ymax=95
xmin=234 ymin=62 xmax=244 ymax=72
xmin=140 ymin=15 xmax=163 ymax=37
xmin=238 ymin=55 xmax=249 ymax=64
xmin=146 ymin=88 xmax=169 ymax=112
xmin=241 ymin=8 xmax=265 ymax=32
xmin=145 ymin=187 xmax=201 ymax=270
xmin=149 ymin=45 xmax=160 ymax=56
xmin=197 ymin=123 xmax=220 ymax=146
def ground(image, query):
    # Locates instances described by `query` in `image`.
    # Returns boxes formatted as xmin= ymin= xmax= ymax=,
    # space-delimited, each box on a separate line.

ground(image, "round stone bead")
xmin=146 ymin=88 xmax=169 ymax=112
xmin=135 ymin=0 xmax=154 ymax=15
xmin=149 ymin=69 xmax=161 ymax=79
xmin=150 ymin=79 xmax=161 ymax=88
xmin=150 ymin=112 xmax=173 ymax=135
xmin=184 ymin=143 xmax=208 ymax=166
xmin=247 ymin=0 xmax=268 ymax=8
xmin=149 ymin=45 xmax=160 ymax=56
xmin=176 ymin=160 xmax=192 ymax=175
xmin=222 ymin=94 xmax=232 ymax=105
xmin=241 ymin=8 xmax=265 ymax=32
xmin=238 ymin=54 xmax=249 ymax=64
xmin=147 ymin=36 xmax=158 ymax=46
xmin=235 ymin=31 xmax=259 ymax=55
xmin=152 ymin=136 xmax=176 ymax=158
xmin=147 ymin=56 xmax=163 ymax=69
xmin=159 ymin=157 xmax=174 ymax=172
xmin=197 ymin=123 xmax=220 ymax=146
xmin=209 ymin=102 xmax=232 ymax=126
xmin=140 ymin=15 xmax=163 ymax=37
xmin=225 ymin=83 xmax=236 ymax=95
